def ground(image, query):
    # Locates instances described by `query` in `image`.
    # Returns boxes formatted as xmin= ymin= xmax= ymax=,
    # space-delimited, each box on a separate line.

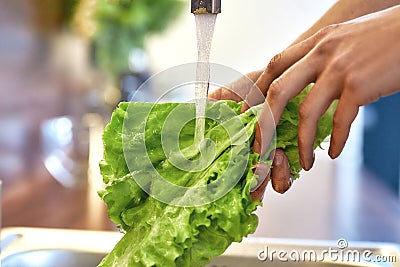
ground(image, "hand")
xmin=209 ymin=72 xmax=293 ymax=201
xmin=244 ymin=5 xmax=400 ymax=172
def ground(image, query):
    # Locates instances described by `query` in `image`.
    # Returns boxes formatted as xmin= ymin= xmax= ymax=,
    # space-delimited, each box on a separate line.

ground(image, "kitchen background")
xmin=1 ymin=0 xmax=400 ymax=243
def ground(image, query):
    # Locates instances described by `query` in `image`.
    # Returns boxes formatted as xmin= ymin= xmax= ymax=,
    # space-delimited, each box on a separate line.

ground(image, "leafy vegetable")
xmin=98 ymin=87 xmax=335 ymax=266
xmin=274 ymin=87 xmax=335 ymax=178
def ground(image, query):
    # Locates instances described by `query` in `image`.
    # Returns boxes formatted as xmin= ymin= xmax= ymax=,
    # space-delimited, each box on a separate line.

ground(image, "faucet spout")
xmin=191 ymin=0 xmax=221 ymax=14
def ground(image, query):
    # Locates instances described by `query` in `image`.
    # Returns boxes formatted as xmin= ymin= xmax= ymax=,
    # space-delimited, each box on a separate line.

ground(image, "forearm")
xmin=291 ymin=0 xmax=400 ymax=45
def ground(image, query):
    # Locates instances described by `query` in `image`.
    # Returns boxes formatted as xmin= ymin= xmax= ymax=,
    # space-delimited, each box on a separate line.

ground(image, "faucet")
xmin=191 ymin=0 xmax=221 ymax=14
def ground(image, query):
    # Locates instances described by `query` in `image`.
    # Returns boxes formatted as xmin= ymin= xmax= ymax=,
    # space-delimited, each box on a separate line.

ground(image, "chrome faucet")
xmin=191 ymin=0 xmax=221 ymax=14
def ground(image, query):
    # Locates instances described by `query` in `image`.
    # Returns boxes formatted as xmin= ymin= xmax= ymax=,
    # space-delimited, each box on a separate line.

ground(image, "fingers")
xmin=208 ymin=70 xmax=263 ymax=102
xmin=297 ymin=77 xmax=359 ymax=163
xmin=253 ymin=123 xmax=262 ymax=155
xmin=266 ymin=55 xmax=320 ymax=124
xmin=255 ymin=55 xmax=319 ymax=156
xmin=297 ymin=73 xmax=341 ymax=170
xmin=250 ymin=162 xmax=271 ymax=201
xmin=328 ymin=95 xmax=359 ymax=159
xmin=242 ymin=36 xmax=320 ymax=112
xmin=246 ymin=70 xmax=265 ymax=83
xmin=208 ymin=87 xmax=243 ymax=102
xmin=250 ymin=149 xmax=293 ymax=201
xmin=270 ymin=149 xmax=293 ymax=194
xmin=254 ymin=103 xmax=274 ymax=156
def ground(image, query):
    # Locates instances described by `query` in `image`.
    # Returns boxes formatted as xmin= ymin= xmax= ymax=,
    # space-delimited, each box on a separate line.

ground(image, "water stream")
xmin=194 ymin=13 xmax=217 ymax=145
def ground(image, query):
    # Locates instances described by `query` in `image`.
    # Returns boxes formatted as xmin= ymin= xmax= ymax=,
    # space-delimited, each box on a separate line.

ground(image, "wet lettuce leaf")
xmin=98 ymin=87 xmax=335 ymax=267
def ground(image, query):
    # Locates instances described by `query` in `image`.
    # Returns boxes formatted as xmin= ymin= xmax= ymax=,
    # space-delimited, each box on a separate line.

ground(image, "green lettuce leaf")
xmin=98 ymin=86 xmax=335 ymax=266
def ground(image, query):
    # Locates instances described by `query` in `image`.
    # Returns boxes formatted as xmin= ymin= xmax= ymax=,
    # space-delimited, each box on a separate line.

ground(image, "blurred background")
xmin=1 ymin=0 xmax=400 ymax=242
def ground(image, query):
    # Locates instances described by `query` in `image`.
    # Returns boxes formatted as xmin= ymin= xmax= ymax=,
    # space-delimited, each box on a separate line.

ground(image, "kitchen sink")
xmin=2 ymin=228 xmax=399 ymax=267
xmin=2 ymin=250 xmax=104 ymax=267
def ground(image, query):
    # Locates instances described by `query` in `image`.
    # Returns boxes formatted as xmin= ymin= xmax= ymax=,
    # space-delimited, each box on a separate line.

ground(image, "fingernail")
xmin=301 ymin=152 xmax=315 ymax=171
xmin=275 ymin=153 xmax=283 ymax=165
xmin=304 ymin=161 xmax=311 ymax=171
xmin=328 ymin=147 xmax=337 ymax=159
xmin=289 ymin=175 xmax=293 ymax=187
xmin=328 ymin=147 xmax=333 ymax=158
xmin=306 ymin=152 xmax=315 ymax=170
xmin=300 ymin=157 xmax=305 ymax=169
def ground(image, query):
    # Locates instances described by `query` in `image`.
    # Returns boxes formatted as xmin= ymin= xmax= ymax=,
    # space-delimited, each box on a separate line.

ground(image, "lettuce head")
xmin=98 ymin=86 xmax=335 ymax=266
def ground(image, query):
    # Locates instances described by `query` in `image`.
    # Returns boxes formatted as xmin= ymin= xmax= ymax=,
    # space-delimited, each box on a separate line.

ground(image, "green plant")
xmin=92 ymin=0 xmax=184 ymax=78
xmin=97 ymin=86 xmax=335 ymax=266
xmin=60 ymin=0 xmax=81 ymax=25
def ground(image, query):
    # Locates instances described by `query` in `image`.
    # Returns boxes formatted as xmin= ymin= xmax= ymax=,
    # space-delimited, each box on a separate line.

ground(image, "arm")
xmin=292 ymin=0 xmax=400 ymax=45
xmin=243 ymin=0 xmax=400 ymax=108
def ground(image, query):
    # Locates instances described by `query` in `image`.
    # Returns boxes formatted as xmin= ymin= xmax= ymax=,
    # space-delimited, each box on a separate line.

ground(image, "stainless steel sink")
xmin=2 ymin=250 xmax=104 ymax=267
xmin=2 ymin=228 xmax=399 ymax=267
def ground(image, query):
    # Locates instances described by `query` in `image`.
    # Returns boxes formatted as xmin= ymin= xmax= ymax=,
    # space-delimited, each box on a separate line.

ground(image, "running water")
xmin=194 ymin=13 xmax=217 ymax=146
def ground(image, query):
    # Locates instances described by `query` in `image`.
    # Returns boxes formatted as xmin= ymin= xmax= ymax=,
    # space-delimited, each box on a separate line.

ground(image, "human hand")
xmin=209 ymin=72 xmax=293 ymax=201
xmin=244 ymin=5 xmax=400 ymax=172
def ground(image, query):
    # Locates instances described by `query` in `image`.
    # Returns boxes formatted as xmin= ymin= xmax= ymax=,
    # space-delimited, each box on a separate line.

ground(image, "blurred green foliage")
xmin=60 ymin=0 xmax=81 ymax=25
xmin=92 ymin=0 xmax=184 ymax=79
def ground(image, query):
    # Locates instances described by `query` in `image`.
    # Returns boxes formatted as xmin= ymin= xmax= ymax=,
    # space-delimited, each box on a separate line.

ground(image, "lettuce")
xmin=98 ymin=87 xmax=334 ymax=267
